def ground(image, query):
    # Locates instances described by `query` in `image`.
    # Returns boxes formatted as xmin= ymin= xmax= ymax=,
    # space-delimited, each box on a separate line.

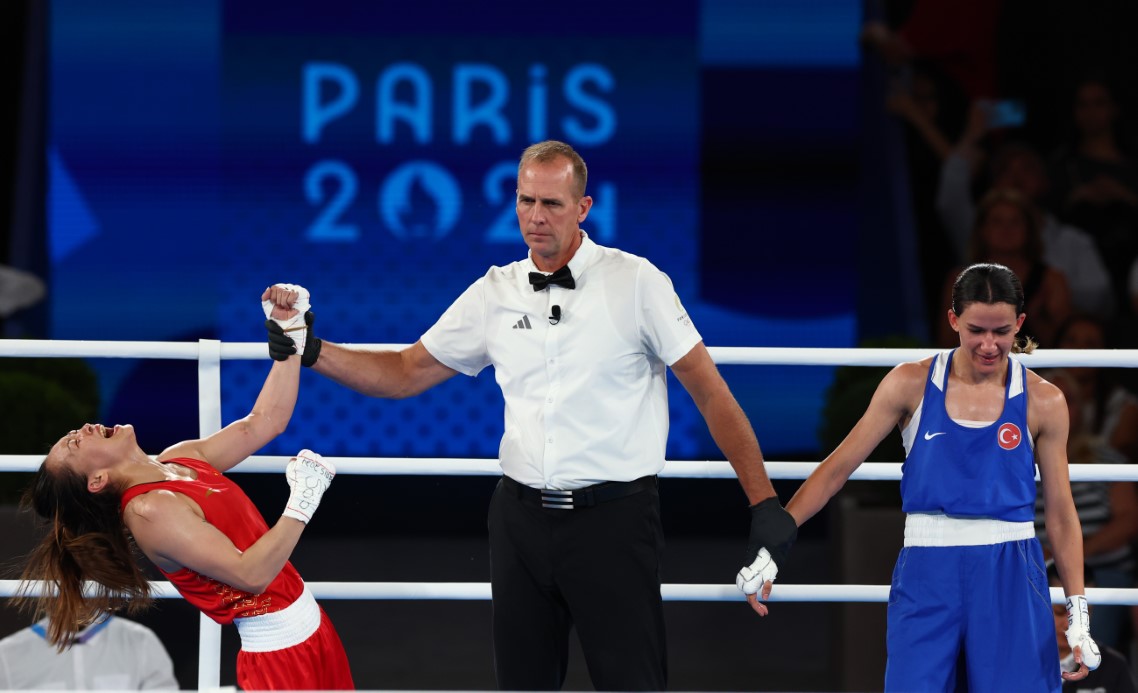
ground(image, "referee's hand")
xmin=736 ymin=497 xmax=797 ymax=616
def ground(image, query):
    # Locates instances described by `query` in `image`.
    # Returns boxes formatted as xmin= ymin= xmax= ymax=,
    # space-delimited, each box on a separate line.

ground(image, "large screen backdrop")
xmin=47 ymin=0 xmax=857 ymax=459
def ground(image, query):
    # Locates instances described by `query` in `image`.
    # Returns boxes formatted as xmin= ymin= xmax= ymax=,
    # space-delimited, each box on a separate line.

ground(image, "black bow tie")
xmin=528 ymin=266 xmax=576 ymax=292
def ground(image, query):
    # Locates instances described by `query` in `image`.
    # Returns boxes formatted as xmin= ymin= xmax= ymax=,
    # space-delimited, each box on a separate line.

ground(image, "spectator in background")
xmin=1049 ymin=76 xmax=1138 ymax=313
xmin=1055 ymin=315 xmax=1138 ymax=463
xmin=0 ymin=615 xmax=178 ymax=690
xmin=1052 ymin=315 xmax=1138 ymax=665
xmin=886 ymin=65 xmax=966 ymax=338
xmin=937 ymin=188 xmax=1071 ymax=348
xmin=861 ymin=0 xmax=1003 ymax=103
xmin=1036 ymin=368 xmax=1138 ymax=652
xmin=886 ymin=67 xmax=955 ymax=163
xmin=936 ymin=124 xmax=1115 ymax=321
xmin=1050 ymin=563 xmax=1138 ymax=692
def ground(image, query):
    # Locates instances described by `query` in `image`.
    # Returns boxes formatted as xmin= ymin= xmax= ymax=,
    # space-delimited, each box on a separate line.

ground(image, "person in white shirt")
xmin=0 ymin=615 xmax=178 ymax=690
xmin=262 ymin=139 xmax=797 ymax=691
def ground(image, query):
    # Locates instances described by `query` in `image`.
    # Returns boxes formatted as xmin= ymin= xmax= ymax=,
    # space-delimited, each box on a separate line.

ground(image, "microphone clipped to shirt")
xmin=527 ymin=266 xmax=572 ymax=325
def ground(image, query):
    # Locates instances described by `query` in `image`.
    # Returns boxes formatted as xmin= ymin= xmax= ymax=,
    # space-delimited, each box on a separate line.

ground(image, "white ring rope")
xmin=4 ymin=456 xmax=1138 ymax=482
xmin=2 ymin=580 xmax=1133 ymax=606
xmin=2 ymin=339 xmax=1138 ymax=367
xmin=6 ymin=340 xmax=1138 ymax=687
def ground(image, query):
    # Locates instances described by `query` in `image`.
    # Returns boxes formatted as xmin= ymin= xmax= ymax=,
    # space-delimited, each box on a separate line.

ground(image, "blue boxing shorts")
xmin=885 ymin=527 xmax=1059 ymax=691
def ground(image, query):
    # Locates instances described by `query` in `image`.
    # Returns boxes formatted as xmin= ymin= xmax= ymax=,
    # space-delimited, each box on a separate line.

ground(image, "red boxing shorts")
xmin=234 ymin=586 xmax=354 ymax=690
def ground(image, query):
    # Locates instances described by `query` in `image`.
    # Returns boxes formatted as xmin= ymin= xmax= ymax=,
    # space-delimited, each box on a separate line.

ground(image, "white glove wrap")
xmin=1065 ymin=595 xmax=1102 ymax=671
xmin=736 ymin=547 xmax=779 ymax=595
xmin=283 ymin=449 xmax=335 ymax=524
xmin=262 ymin=283 xmax=311 ymax=355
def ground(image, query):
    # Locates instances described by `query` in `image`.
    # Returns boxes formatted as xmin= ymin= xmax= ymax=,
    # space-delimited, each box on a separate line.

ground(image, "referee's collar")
xmin=31 ymin=615 xmax=113 ymax=645
xmin=526 ymin=231 xmax=597 ymax=281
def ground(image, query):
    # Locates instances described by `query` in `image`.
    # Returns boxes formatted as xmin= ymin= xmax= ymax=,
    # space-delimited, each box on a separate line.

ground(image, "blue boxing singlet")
xmin=900 ymin=349 xmax=1037 ymax=521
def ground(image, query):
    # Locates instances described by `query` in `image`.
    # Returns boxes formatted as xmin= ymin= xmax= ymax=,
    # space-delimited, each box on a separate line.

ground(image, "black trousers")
xmin=487 ymin=477 xmax=668 ymax=691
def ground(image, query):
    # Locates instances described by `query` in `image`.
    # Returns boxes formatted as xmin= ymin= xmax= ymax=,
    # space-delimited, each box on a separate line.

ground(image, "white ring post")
xmin=197 ymin=340 xmax=223 ymax=689
xmin=198 ymin=338 xmax=223 ymax=435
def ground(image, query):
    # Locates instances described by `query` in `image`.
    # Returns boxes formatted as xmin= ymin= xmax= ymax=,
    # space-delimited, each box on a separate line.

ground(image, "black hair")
xmin=951 ymin=262 xmax=1024 ymax=315
xmin=14 ymin=460 xmax=151 ymax=649
xmin=950 ymin=263 xmax=1036 ymax=353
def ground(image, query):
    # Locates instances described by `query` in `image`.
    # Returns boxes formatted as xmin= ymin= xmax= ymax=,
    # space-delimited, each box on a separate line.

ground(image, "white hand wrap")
xmin=1065 ymin=595 xmax=1102 ymax=670
xmin=262 ymin=283 xmax=311 ymax=355
xmin=283 ymin=449 xmax=335 ymax=524
xmin=736 ymin=547 xmax=779 ymax=595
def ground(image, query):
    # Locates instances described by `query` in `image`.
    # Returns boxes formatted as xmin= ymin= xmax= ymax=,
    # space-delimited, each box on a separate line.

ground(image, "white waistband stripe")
xmin=233 ymin=585 xmax=321 ymax=653
xmin=904 ymin=513 xmax=1035 ymax=547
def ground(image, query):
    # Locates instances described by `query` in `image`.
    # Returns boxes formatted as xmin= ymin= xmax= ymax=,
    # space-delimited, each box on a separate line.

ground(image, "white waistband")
xmin=233 ymin=585 xmax=321 ymax=653
xmin=904 ymin=513 xmax=1036 ymax=547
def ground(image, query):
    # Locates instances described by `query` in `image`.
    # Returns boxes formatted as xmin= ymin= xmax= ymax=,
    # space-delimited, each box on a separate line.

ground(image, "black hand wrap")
xmin=265 ymin=310 xmax=322 ymax=367
xmin=745 ymin=496 xmax=798 ymax=569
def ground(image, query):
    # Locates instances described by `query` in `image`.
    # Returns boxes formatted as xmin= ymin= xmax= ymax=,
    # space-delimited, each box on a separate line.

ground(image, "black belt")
xmin=502 ymin=475 xmax=657 ymax=510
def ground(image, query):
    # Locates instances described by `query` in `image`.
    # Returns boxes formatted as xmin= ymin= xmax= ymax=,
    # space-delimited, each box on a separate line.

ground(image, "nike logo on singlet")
xmin=923 ymin=431 xmax=947 ymax=440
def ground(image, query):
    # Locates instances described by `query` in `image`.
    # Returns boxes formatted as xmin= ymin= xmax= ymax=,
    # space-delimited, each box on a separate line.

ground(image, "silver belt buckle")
xmin=541 ymin=489 xmax=574 ymax=510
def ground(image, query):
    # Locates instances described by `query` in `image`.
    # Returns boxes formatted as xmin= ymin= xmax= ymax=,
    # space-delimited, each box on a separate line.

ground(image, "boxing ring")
xmin=3 ymin=339 xmax=1138 ymax=689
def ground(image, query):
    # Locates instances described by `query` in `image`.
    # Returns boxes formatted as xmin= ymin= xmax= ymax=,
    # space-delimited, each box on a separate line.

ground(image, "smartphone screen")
xmin=980 ymin=99 xmax=1026 ymax=129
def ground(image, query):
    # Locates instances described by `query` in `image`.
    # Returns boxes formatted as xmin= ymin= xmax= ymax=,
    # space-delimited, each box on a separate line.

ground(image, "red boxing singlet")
xmin=120 ymin=457 xmax=304 ymax=623
xmin=120 ymin=457 xmax=354 ymax=689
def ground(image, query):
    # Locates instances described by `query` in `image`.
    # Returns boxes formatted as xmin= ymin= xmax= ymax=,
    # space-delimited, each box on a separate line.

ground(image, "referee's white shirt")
xmin=0 ymin=616 xmax=179 ymax=690
xmin=422 ymin=232 xmax=701 ymax=490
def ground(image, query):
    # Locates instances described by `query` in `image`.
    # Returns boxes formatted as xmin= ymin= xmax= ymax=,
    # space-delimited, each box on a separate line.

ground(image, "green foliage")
xmin=818 ymin=335 xmax=926 ymax=460
xmin=0 ymin=358 xmax=100 ymax=502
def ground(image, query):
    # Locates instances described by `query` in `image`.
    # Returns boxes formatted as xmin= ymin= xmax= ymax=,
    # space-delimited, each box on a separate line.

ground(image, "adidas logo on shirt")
xmin=512 ymin=315 xmax=532 ymax=330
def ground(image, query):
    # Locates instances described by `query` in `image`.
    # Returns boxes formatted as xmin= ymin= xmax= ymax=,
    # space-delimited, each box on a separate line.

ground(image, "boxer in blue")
xmin=781 ymin=263 xmax=1099 ymax=692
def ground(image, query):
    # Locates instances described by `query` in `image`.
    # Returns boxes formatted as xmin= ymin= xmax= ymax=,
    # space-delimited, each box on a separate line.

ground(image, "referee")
xmin=264 ymin=140 xmax=797 ymax=691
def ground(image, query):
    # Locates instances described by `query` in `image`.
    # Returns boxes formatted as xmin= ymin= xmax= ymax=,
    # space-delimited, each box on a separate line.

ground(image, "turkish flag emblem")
xmin=997 ymin=422 xmax=1022 ymax=450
